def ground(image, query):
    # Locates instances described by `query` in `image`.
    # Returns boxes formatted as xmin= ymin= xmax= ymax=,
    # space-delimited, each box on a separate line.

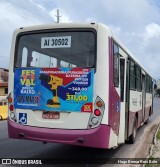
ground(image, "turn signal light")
xmin=96 ymin=101 xmax=102 ymax=107
xmin=8 ymin=97 xmax=13 ymax=103
xmin=94 ymin=109 xmax=101 ymax=116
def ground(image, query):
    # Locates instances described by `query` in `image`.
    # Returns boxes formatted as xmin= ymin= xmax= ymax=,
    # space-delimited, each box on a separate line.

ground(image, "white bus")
xmin=8 ymin=23 xmax=153 ymax=149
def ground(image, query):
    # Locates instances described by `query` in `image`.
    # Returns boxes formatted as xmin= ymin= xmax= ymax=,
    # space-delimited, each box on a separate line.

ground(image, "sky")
xmin=0 ymin=0 xmax=160 ymax=79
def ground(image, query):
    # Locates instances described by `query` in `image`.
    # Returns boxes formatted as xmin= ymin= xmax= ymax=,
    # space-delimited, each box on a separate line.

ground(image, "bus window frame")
xmin=113 ymin=42 xmax=119 ymax=87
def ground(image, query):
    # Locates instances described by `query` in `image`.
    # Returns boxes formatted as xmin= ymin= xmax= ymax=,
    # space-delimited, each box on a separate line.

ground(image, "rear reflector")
xmin=10 ymin=112 xmax=15 ymax=119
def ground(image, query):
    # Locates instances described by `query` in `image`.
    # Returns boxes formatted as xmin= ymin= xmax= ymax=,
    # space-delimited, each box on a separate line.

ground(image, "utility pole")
xmin=56 ymin=9 xmax=61 ymax=23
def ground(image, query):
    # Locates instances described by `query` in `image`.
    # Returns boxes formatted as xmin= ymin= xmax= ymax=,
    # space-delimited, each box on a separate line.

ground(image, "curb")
xmin=142 ymin=124 xmax=160 ymax=167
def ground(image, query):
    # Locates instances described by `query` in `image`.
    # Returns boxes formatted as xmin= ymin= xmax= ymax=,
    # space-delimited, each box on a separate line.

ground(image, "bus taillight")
xmin=87 ymin=96 xmax=105 ymax=129
xmin=8 ymin=93 xmax=16 ymax=122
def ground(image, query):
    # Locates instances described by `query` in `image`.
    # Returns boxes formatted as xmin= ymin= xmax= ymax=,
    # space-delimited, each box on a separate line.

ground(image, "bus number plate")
xmin=42 ymin=112 xmax=60 ymax=119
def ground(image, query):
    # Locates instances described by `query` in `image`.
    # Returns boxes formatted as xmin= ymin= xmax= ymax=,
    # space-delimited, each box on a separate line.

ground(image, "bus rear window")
xmin=15 ymin=30 xmax=96 ymax=68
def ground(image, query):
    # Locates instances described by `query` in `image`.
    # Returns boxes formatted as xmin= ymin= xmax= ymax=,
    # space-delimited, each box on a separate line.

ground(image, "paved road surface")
xmin=0 ymin=97 xmax=160 ymax=166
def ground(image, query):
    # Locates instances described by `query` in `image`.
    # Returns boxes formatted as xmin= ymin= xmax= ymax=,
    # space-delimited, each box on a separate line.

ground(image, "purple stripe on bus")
xmin=108 ymin=37 xmax=120 ymax=136
xmin=8 ymin=119 xmax=111 ymax=149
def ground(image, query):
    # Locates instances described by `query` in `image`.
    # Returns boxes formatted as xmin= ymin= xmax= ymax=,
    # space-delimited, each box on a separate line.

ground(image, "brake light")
xmin=94 ymin=109 xmax=101 ymax=116
xmin=9 ymin=105 xmax=14 ymax=111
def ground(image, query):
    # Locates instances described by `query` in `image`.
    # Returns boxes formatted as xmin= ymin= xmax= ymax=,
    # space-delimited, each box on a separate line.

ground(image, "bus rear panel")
xmin=8 ymin=24 xmax=112 ymax=149
xmin=8 ymin=23 xmax=153 ymax=149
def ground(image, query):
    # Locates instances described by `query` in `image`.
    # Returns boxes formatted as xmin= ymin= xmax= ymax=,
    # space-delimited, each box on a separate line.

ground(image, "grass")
xmin=145 ymin=129 xmax=160 ymax=167
xmin=144 ymin=156 xmax=160 ymax=167
xmin=145 ymin=163 xmax=160 ymax=167
xmin=156 ymin=129 xmax=160 ymax=140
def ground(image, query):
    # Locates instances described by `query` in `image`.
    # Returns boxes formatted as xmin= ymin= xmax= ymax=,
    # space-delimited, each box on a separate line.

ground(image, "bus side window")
xmin=129 ymin=61 xmax=136 ymax=90
xmin=113 ymin=43 xmax=119 ymax=87
xmin=136 ymin=65 xmax=142 ymax=91
xmin=146 ymin=76 xmax=152 ymax=93
xmin=150 ymin=77 xmax=152 ymax=93
xmin=21 ymin=47 xmax=28 ymax=67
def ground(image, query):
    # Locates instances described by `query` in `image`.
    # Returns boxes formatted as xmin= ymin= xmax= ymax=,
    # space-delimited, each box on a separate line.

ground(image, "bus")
xmin=8 ymin=23 xmax=153 ymax=149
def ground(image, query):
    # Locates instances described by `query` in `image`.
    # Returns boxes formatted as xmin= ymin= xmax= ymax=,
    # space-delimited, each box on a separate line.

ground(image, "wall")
xmin=0 ymin=68 xmax=8 ymax=97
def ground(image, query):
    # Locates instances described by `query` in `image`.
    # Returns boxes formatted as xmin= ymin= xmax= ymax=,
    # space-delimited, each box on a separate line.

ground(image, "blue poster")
xmin=14 ymin=68 xmax=94 ymax=112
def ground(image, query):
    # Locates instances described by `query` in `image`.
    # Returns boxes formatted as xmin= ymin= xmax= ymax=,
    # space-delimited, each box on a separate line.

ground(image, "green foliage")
xmin=156 ymin=129 xmax=160 ymax=140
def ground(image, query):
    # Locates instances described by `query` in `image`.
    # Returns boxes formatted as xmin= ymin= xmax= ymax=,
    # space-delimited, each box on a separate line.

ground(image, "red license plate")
xmin=42 ymin=112 xmax=60 ymax=119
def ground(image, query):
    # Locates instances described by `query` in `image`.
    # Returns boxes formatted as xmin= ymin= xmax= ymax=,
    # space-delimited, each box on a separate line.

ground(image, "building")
xmin=155 ymin=79 xmax=160 ymax=96
xmin=0 ymin=68 xmax=8 ymax=96
xmin=156 ymin=80 xmax=160 ymax=89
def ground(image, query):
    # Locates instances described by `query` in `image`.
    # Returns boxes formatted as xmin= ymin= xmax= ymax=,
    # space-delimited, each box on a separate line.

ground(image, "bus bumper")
xmin=8 ymin=119 xmax=110 ymax=149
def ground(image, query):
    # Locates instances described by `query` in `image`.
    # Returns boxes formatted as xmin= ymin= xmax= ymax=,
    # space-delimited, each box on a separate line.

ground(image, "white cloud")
xmin=1 ymin=0 xmax=160 ymax=78
xmin=0 ymin=0 xmax=53 ymax=69
xmin=127 ymin=22 xmax=160 ymax=78
xmin=143 ymin=23 xmax=160 ymax=41
xmin=37 ymin=4 xmax=46 ymax=12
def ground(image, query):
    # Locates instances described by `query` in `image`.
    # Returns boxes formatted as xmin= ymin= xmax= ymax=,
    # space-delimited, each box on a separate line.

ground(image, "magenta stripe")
xmin=8 ymin=119 xmax=111 ymax=149
xmin=108 ymin=37 xmax=120 ymax=136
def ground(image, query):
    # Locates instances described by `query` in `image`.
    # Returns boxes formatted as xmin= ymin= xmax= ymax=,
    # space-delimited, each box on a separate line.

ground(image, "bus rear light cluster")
xmin=8 ymin=93 xmax=16 ymax=122
xmin=88 ymin=96 xmax=105 ymax=129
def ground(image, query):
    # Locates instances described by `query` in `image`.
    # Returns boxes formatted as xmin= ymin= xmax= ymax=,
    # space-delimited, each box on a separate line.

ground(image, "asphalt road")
xmin=0 ymin=97 xmax=160 ymax=167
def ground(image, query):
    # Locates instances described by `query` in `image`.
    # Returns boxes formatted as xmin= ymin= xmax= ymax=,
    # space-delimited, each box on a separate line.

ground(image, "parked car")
xmin=0 ymin=101 xmax=8 ymax=120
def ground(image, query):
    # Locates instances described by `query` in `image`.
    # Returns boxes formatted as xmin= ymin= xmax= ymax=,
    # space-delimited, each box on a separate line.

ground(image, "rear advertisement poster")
xmin=14 ymin=68 xmax=94 ymax=112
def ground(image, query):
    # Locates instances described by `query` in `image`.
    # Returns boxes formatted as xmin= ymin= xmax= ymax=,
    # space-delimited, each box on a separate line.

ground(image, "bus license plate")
xmin=42 ymin=112 xmax=60 ymax=119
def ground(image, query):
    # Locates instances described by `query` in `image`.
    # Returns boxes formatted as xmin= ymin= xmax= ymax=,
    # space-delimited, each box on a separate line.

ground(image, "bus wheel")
xmin=144 ymin=117 xmax=149 ymax=124
xmin=0 ymin=115 xmax=2 ymax=120
xmin=145 ymin=108 xmax=151 ymax=124
xmin=129 ymin=117 xmax=137 ymax=144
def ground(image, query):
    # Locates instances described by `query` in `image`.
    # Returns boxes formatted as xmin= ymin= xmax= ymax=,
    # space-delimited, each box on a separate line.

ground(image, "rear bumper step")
xmin=8 ymin=119 xmax=110 ymax=149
